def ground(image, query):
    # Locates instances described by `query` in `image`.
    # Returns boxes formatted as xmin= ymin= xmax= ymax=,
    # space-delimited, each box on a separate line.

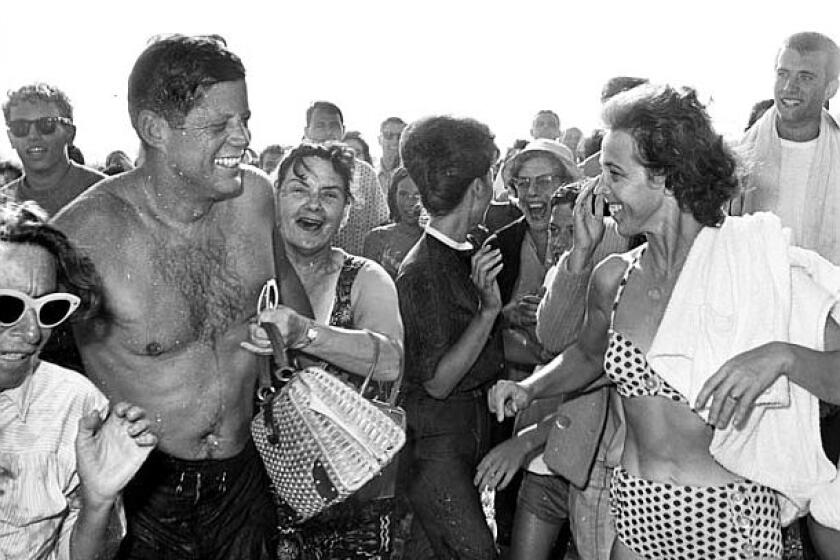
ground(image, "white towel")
xmin=647 ymin=212 xmax=840 ymax=527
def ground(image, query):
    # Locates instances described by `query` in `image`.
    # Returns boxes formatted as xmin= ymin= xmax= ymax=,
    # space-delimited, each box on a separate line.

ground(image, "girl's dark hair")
xmin=602 ymin=84 xmax=738 ymax=227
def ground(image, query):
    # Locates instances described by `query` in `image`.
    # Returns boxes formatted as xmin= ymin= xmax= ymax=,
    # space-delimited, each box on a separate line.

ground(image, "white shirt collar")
xmin=425 ymin=224 xmax=474 ymax=251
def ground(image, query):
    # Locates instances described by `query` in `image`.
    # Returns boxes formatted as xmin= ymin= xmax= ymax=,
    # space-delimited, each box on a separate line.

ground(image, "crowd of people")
xmin=2 ymin=30 xmax=840 ymax=560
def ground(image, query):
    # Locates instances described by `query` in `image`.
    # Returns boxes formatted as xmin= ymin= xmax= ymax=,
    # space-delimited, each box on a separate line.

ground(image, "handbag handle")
xmin=357 ymin=331 xmax=404 ymax=406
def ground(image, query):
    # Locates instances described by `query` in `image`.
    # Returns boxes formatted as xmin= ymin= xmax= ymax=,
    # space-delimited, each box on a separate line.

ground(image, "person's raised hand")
xmin=568 ymin=178 xmax=606 ymax=273
xmin=471 ymin=244 xmax=503 ymax=315
xmin=75 ymin=402 xmax=157 ymax=506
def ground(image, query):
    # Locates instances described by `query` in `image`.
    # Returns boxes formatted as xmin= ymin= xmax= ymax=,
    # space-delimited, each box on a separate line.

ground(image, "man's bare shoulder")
xmin=226 ymin=165 xmax=275 ymax=224
xmin=52 ymin=172 xmax=142 ymax=245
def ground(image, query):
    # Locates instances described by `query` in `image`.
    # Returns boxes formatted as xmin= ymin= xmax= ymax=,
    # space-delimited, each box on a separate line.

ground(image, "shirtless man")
xmin=53 ymin=35 xmax=278 ymax=559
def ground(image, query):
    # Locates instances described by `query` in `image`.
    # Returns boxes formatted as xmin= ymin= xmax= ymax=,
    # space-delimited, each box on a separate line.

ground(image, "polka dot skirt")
xmin=610 ymin=466 xmax=783 ymax=559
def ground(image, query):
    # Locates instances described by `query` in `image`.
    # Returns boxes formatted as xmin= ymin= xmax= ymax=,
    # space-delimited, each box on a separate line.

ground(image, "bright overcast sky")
xmin=1 ymin=0 xmax=839 ymax=166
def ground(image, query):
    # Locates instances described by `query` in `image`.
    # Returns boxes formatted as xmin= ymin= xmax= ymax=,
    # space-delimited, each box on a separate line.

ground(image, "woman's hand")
xmin=502 ymin=290 xmax=544 ymax=327
xmin=488 ymin=379 xmax=534 ymax=422
xmin=76 ymin=402 xmax=157 ymax=507
xmin=568 ymin=178 xmax=606 ymax=273
xmin=471 ymin=244 xmax=503 ymax=315
xmin=695 ymin=342 xmax=794 ymax=429
xmin=474 ymin=437 xmax=531 ymax=490
xmin=241 ymin=305 xmax=313 ymax=354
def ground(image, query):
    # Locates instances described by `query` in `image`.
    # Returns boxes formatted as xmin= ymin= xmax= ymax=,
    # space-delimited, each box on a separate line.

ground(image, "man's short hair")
xmin=305 ymin=101 xmax=344 ymax=128
xmin=3 ymin=83 xmax=74 ymax=124
xmin=781 ymin=32 xmax=840 ymax=82
xmin=0 ymin=197 xmax=101 ymax=319
xmin=380 ymin=116 xmax=406 ymax=132
xmin=600 ymin=76 xmax=650 ymax=103
xmin=127 ymin=34 xmax=246 ymax=130
xmin=400 ymin=116 xmax=497 ymax=217
xmin=534 ymin=110 xmax=560 ymax=126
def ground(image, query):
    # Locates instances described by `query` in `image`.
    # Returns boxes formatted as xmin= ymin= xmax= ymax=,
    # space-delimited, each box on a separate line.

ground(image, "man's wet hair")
xmin=400 ymin=116 xmax=497 ymax=217
xmin=128 ymin=34 xmax=245 ymax=131
xmin=3 ymin=83 xmax=74 ymax=124
xmin=305 ymin=100 xmax=344 ymax=128
xmin=781 ymin=32 xmax=840 ymax=82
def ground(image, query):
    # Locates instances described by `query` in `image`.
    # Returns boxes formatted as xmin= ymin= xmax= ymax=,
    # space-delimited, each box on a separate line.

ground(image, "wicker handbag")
xmin=251 ymin=324 xmax=406 ymax=523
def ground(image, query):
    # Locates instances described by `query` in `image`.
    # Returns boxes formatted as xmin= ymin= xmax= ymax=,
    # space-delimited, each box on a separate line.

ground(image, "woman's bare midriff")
xmin=620 ymin=396 xmax=740 ymax=487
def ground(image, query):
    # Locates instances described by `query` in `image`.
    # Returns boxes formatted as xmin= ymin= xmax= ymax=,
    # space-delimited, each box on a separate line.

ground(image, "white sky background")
xmin=1 ymin=0 xmax=839 ymax=166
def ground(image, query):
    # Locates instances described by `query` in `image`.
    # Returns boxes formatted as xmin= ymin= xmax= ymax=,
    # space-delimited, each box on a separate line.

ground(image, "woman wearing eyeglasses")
xmin=0 ymin=198 xmax=157 ymax=559
xmin=244 ymin=143 xmax=404 ymax=559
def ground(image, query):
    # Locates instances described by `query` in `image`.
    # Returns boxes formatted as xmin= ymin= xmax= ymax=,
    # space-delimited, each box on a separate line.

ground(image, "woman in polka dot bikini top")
xmin=488 ymin=85 xmax=797 ymax=559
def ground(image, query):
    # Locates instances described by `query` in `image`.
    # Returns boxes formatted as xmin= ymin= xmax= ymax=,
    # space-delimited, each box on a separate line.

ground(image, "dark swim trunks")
xmin=117 ymin=439 xmax=278 ymax=560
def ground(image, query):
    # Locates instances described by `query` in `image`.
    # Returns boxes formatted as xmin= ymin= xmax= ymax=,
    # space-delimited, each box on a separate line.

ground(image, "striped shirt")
xmin=0 ymin=360 xmax=109 ymax=559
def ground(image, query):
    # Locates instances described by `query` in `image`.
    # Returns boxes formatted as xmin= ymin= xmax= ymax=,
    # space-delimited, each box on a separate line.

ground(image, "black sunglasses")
xmin=7 ymin=116 xmax=74 ymax=138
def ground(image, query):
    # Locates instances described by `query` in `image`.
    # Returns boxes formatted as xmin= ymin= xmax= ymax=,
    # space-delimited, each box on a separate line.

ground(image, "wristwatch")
xmin=294 ymin=322 xmax=318 ymax=349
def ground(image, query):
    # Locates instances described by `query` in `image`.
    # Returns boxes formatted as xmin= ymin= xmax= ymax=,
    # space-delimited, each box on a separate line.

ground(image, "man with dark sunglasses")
xmin=1 ymin=83 xmax=104 ymax=217
xmin=52 ymin=35 xmax=279 ymax=559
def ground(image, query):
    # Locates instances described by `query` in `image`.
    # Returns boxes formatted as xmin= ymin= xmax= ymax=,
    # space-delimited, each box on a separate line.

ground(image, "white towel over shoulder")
xmin=647 ymin=212 xmax=840 ymax=527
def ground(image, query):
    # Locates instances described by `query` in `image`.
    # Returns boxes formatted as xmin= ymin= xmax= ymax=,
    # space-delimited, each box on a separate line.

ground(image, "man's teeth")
xmin=214 ymin=156 xmax=241 ymax=168
xmin=1 ymin=352 xmax=26 ymax=361
xmin=609 ymin=203 xmax=622 ymax=214
xmin=781 ymin=99 xmax=801 ymax=107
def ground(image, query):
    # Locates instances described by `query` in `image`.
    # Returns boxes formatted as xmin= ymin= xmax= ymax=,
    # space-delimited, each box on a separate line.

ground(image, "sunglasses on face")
xmin=7 ymin=116 xmax=74 ymax=138
xmin=0 ymin=289 xmax=80 ymax=329
xmin=381 ymin=131 xmax=402 ymax=141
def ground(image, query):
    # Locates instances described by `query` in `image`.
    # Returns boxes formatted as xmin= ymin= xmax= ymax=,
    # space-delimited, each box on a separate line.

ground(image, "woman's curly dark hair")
xmin=602 ymin=84 xmax=738 ymax=227
xmin=0 ymin=198 xmax=102 ymax=321
xmin=274 ymin=142 xmax=355 ymax=203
